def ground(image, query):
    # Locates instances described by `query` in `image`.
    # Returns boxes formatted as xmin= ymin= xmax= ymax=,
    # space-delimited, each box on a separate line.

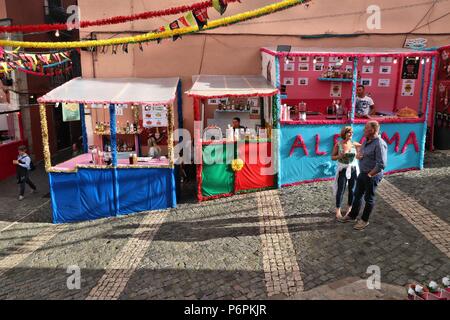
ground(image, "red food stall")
xmin=186 ymin=75 xmax=279 ymax=201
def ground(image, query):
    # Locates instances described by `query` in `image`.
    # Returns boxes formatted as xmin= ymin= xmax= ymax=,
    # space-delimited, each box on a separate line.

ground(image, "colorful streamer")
xmin=16 ymin=65 xmax=73 ymax=77
xmin=0 ymin=0 xmax=309 ymax=49
xmin=0 ymin=0 xmax=242 ymax=33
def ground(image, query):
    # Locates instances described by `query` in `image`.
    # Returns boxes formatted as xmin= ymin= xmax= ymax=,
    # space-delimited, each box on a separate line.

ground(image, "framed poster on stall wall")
xmin=284 ymin=62 xmax=295 ymax=72
xmin=298 ymin=78 xmax=309 ymax=86
xmin=402 ymin=58 xmax=420 ymax=79
xmin=378 ymin=79 xmax=391 ymax=87
xmin=330 ymin=83 xmax=342 ymax=97
xmin=298 ymin=63 xmax=309 ymax=71
xmin=381 ymin=57 xmax=393 ymax=63
xmin=361 ymin=78 xmax=372 ymax=87
xmin=380 ymin=66 xmax=392 ymax=74
xmin=143 ymin=105 xmax=168 ymax=128
xmin=439 ymin=50 xmax=450 ymax=80
xmin=314 ymin=63 xmax=324 ymax=72
xmin=401 ymin=79 xmax=416 ymax=96
xmin=299 ymin=56 xmax=309 ymax=62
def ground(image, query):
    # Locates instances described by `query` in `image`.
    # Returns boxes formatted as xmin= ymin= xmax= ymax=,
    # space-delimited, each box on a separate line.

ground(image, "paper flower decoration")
xmin=443 ymin=276 xmax=450 ymax=287
xmin=231 ymin=159 xmax=244 ymax=172
xmin=428 ymin=281 xmax=438 ymax=293
xmin=415 ymin=284 xmax=424 ymax=295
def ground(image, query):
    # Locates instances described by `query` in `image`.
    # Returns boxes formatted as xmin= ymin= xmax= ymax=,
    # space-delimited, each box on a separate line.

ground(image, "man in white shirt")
xmin=355 ymin=85 xmax=376 ymax=118
xmin=13 ymin=145 xmax=37 ymax=200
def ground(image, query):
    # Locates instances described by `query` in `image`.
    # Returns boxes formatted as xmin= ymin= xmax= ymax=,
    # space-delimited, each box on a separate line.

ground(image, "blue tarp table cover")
xmin=49 ymin=168 xmax=176 ymax=224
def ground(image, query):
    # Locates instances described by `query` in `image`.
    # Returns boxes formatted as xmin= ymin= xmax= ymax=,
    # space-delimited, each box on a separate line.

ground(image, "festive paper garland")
xmin=17 ymin=65 xmax=72 ymax=77
xmin=231 ymin=158 xmax=244 ymax=172
xmin=0 ymin=58 xmax=72 ymax=76
xmin=0 ymin=0 xmax=242 ymax=33
xmin=0 ymin=0 xmax=308 ymax=49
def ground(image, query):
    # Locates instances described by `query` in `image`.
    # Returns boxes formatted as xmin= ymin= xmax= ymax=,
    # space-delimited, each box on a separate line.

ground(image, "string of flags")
xmin=152 ymin=0 xmax=239 ymax=42
xmin=0 ymin=0 xmax=310 ymax=49
xmin=97 ymin=0 xmax=236 ymax=53
xmin=0 ymin=0 xmax=243 ymax=33
xmin=0 ymin=48 xmax=73 ymax=77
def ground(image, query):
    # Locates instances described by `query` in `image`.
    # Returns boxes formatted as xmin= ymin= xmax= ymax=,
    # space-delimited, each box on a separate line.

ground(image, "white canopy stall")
xmin=38 ymin=77 xmax=181 ymax=223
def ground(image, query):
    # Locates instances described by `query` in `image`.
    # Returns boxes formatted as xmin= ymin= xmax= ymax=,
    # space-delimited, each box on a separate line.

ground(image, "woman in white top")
xmin=331 ymin=126 xmax=361 ymax=219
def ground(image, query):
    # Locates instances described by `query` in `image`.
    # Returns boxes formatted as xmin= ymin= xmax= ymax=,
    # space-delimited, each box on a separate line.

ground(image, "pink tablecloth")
xmin=53 ymin=153 xmax=169 ymax=170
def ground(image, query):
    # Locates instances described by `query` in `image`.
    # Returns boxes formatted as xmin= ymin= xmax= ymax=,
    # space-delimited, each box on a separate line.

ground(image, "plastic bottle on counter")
xmin=91 ymin=146 xmax=97 ymax=164
xmin=129 ymin=153 xmax=133 ymax=165
xmin=234 ymin=129 xmax=240 ymax=141
xmin=226 ymin=125 xmax=234 ymax=141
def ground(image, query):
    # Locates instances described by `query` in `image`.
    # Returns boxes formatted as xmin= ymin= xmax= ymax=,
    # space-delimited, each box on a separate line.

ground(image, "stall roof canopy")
xmin=262 ymin=47 xmax=438 ymax=57
xmin=38 ymin=77 xmax=180 ymax=105
xmin=186 ymin=75 xmax=278 ymax=98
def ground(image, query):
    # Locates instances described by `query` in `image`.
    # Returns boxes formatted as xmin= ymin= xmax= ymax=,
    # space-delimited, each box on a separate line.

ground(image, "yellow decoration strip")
xmin=168 ymin=104 xmax=175 ymax=168
xmin=39 ymin=104 xmax=52 ymax=171
xmin=231 ymin=158 xmax=245 ymax=172
xmin=0 ymin=0 xmax=305 ymax=49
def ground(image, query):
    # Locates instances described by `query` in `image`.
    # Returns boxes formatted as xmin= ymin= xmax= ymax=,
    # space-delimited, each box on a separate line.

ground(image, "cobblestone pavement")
xmin=0 ymin=151 xmax=448 ymax=300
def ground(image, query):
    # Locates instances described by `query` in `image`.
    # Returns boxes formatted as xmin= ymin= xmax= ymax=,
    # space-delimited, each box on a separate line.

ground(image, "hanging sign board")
xmin=143 ymin=105 xmax=168 ymax=128
xmin=62 ymin=103 xmax=80 ymax=122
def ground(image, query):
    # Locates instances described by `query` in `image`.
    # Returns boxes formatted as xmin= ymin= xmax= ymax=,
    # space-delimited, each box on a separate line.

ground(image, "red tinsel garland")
xmin=0 ymin=0 xmax=241 ymax=33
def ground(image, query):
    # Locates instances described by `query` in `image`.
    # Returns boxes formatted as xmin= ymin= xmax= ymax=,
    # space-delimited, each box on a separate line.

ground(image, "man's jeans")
xmin=348 ymin=172 xmax=383 ymax=222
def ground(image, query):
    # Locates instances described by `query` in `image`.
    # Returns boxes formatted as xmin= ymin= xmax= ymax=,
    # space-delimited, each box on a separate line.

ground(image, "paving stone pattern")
xmin=0 ymin=151 xmax=448 ymax=299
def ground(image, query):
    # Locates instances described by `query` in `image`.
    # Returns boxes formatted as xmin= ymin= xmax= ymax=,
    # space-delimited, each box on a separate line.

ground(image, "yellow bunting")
xmin=39 ymin=104 xmax=52 ymax=171
xmin=167 ymin=104 xmax=175 ymax=168
xmin=0 ymin=0 xmax=305 ymax=49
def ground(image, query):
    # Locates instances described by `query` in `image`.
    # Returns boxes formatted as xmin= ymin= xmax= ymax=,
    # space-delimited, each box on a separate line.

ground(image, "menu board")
xmin=62 ymin=103 xmax=80 ymax=122
xmin=142 ymin=105 xmax=168 ymax=128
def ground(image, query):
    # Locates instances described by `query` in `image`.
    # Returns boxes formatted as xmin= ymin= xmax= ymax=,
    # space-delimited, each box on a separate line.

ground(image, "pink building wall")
xmin=77 ymin=0 xmax=450 ymax=133
xmin=280 ymin=55 xmax=432 ymax=114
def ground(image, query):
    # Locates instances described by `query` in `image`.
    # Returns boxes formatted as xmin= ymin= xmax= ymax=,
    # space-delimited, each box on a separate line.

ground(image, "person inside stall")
xmin=232 ymin=117 xmax=246 ymax=130
xmin=147 ymin=136 xmax=162 ymax=158
xmin=355 ymin=85 xmax=376 ymax=118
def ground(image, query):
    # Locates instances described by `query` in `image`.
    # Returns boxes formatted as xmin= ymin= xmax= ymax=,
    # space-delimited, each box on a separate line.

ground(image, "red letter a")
xmin=289 ymin=134 xmax=309 ymax=157
xmin=401 ymin=131 xmax=419 ymax=154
